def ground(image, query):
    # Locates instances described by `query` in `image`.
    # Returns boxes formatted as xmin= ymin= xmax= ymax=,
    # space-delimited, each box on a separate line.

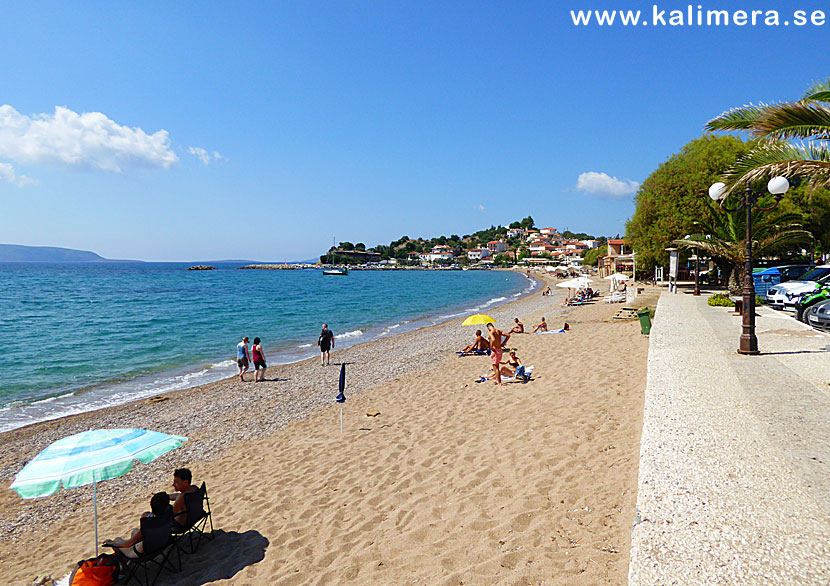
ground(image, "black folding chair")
xmin=172 ymin=482 xmax=214 ymax=553
xmin=106 ymin=510 xmax=180 ymax=586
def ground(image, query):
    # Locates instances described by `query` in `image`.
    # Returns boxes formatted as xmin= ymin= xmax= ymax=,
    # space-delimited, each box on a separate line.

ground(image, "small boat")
xmin=323 ymin=236 xmax=349 ymax=276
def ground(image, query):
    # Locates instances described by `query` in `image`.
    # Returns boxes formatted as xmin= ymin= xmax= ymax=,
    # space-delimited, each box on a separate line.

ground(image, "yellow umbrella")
xmin=462 ymin=314 xmax=496 ymax=326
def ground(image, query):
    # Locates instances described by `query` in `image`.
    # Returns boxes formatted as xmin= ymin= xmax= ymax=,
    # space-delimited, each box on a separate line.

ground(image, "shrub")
xmin=708 ymin=293 xmax=735 ymax=307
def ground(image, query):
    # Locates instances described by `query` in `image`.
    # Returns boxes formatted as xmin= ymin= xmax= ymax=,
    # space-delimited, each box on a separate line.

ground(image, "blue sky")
xmin=0 ymin=1 xmax=826 ymax=261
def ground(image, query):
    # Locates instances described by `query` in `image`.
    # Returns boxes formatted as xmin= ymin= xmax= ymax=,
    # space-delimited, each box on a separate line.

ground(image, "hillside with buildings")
xmin=320 ymin=218 xmax=631 ymax=274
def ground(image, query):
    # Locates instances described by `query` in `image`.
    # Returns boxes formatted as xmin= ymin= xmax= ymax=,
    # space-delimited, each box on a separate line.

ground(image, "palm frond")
xmin=705 ymin=104 xmax=770 ymax=132
xmin=753 ymin=102 xmax=830 ymax=140
xmin=803 ymin=78 xmax=830 ymax=100
xmin=806 ymin=90 xmax=830 ymax=103
xmin=720 ymin=142 xmax=830 ymax=194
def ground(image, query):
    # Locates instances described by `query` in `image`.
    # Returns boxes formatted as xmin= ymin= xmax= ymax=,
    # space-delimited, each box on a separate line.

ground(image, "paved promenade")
xmin=629 ymin=290 xmax=830 ymax=585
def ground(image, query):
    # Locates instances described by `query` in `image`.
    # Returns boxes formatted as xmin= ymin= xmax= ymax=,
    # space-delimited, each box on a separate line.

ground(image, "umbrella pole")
xmin=94 ymin=481 xmax=98 ymax=556
xmin=340 ymin=405 xmax=343 ymax=434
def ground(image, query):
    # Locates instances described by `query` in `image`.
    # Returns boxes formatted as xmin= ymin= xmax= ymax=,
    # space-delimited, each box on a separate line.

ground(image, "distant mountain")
xmin=0 ymin=244 xmax=111 ymax=263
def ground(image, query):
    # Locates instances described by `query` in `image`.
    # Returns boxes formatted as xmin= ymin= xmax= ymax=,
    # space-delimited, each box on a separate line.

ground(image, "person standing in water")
xmin=251 ymin=337 xmax=267 ymax=382
xmin=318 ymin=323 xmax=334 ymax=366
xmin=236 ymin=336 xmax=251 ymax=381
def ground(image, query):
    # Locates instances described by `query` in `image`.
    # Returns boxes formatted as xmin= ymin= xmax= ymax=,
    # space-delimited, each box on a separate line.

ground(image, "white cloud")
xmin=0 ymin=105 xmax=178 ymax=173
xmin=188 ymin=146 xmax=224 ymax=165
xmin=0 ymin=162 xmax=37 ymax=187
xmin=475 ymin=204 xmax=485 ymax=212
xmin=575 ymin=171 xmax=639 ymax=200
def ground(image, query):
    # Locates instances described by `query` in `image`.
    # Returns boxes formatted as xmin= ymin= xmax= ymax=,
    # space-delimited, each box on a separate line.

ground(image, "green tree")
xmin=582 ymin=244 xmax=606 ymax=267
xmin=509 ymin=221 xmax=521 ymax=229
xmin=339 ymin=241 xmax=354 ymax=251
xmin=626 ymin=135 xmax=754 ymax=275
xmin=520 ymin=216 xmax=535 ymax=230
xmin=355 ymin=242 xmax=366 ymax=251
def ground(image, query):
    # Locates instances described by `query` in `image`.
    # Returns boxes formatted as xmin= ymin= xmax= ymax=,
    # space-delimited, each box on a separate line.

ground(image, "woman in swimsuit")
xmin=251 ymin=337 xmax=267 ymax=382
xmin=481 ymin=350 xmax=522 ymax=381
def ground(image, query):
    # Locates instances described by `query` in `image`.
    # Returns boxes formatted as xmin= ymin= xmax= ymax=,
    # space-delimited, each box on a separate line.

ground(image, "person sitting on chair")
xmin=102 ymin=492 xmax=170 ymax=558
xmin=170 ymin=468 xmax=199 ymax=530
xmin=459 ymin=330 xmax=490 ymax=353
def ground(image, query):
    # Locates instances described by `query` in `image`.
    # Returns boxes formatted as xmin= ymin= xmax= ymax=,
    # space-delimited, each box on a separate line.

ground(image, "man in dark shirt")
xmin=318 ymin=323 xmax=335 ymax=366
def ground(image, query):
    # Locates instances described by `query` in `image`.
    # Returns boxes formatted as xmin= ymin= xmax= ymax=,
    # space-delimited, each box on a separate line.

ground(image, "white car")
xmin=766 ymin=265 xmax=830 ymax=310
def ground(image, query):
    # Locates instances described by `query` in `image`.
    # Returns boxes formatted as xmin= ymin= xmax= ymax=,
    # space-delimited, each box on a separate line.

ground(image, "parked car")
xmin=795 ymin=281 xmax=830 ymax=322
xmin=766 ymin=265 xmax=830 ymax=310
xmin=753 ymin=264 xmax=813 ymax=297
xmin=805 ymin=298 xmax=830 ymax=332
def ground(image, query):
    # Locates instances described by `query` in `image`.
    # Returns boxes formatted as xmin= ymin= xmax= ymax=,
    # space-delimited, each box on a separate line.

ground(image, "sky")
xmin=0 ymin=1 xmax=827 ymax=261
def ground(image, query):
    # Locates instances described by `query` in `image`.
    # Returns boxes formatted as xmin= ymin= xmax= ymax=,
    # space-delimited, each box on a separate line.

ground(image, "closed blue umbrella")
xmin=336 ymin=363 xmax=346 ymax=433
xmin=10 ymin=428 xmax=187 ymax=554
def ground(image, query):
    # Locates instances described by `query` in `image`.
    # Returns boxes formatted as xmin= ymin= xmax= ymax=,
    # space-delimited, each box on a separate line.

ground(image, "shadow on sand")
xmin=163 ymin=529 xmax=269 ymax=585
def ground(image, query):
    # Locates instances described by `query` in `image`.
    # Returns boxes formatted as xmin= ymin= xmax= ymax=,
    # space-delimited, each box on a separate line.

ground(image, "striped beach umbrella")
xmin=10 ymin=428 xmax=187 ymax=554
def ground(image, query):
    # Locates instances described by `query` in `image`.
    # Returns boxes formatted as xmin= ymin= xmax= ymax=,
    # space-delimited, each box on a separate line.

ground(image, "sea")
xmin=0 ymin=263 xmax=536 ymax=432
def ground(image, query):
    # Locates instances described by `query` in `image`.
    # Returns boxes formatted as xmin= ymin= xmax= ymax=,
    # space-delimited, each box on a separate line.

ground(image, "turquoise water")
xmin=0 ymin=263 xmax=533 ymax=431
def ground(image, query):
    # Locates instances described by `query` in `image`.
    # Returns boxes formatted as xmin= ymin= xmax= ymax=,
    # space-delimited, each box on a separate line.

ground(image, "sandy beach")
xmin=0 ymin=272 xmax=652 ymax=585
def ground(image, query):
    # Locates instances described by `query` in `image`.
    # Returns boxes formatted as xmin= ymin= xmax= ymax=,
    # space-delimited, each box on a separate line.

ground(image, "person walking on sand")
xmin=508 ymin=318 xmax=524 ymax=334
xmin=486 ymin=323 xmax=510 ymax=386
xmin=533 ymin=317 xmax=548 ymax=333
xmin=236 ymin=336 xmax=251 ymax=381
xmin=252 ymin=337 xmax=267 ymax=382
xmin=318 ymin=323 xmax=334 ymax=366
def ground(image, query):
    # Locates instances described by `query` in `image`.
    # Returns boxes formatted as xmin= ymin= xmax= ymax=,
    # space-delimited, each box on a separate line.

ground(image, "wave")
xmin=338 ymin=329 xmax=363 ymax=339
xmin=297 ymin=343 xmax=313 ymax=348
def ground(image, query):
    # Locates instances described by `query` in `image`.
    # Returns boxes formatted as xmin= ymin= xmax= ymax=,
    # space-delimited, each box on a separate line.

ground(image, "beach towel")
xmin=535 ymin=329 xmax=567 ymax=335
xmin=456 ymin=349 xmax=490 ymax=357
xmin=475 ymin=366 xmax=534 ymax=383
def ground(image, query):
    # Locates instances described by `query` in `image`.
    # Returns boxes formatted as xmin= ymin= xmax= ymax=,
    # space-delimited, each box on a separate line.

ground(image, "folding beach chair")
xmin=106 ymin=510 xmax=180 ymax=586
xmin=172 ymin=482 xmax=214 ymax=554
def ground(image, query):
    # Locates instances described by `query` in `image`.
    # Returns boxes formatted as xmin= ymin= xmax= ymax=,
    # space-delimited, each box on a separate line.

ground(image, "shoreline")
xmin=1 ymin=270 xmax=652 ymax=585
xmin=0 ymin=270 xmax=558 ymax=533
xmin=0 ymin=269 xmax=537 ymax=435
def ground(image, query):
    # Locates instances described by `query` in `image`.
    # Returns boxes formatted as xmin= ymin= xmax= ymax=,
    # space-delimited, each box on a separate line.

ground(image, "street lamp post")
xmin=709 ymin=177 xmax=790 ymax=355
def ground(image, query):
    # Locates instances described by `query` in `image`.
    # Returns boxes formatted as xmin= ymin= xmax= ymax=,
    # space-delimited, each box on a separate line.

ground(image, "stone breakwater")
xmin=0 ymin=272 xmax=560 ymax=542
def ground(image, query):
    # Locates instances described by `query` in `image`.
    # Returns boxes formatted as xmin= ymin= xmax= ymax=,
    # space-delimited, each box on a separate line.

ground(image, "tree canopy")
xmin=625 ymin=135 xmax=754 ymax=275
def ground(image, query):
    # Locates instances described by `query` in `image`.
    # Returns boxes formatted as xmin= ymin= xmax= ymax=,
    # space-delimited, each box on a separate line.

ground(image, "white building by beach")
xmin=467 ymin=247 xmax=491 ymax=261
xmin=487 ymin=240 xmax=506 ymax=254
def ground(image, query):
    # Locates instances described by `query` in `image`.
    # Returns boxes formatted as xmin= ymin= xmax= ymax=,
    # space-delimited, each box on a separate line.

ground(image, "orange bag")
xmin=68 ymin=554 xmax=119 ymax=586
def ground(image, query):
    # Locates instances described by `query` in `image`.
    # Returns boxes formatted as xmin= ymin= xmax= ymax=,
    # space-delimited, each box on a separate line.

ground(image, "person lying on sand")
xmin=459 ymin=330 xmax=490 ymax=353
xmin=102 ymin=491 xmax=169 ymax=558
xmin=170 ymin=467 xmax=199 ymax=529
xmin=508 ymin=318 xmax=524 ymax=334
xmin=532 ymin=317 xmax=548 ymax=333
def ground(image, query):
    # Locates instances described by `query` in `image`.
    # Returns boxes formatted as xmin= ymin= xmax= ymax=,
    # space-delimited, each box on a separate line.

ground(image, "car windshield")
xmin=800 ymin=267 xmax=830 ymax=281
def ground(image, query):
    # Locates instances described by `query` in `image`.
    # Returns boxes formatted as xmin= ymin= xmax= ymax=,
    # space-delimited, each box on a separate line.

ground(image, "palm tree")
xmin=673 ymin=200 xmax=812 ymax=293
xmin=706 ymin=79 xmax=830 ymax=194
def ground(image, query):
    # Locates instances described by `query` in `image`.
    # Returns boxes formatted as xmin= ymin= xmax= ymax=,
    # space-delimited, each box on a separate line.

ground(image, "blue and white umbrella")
xmin=10 ymin=428 xmax=187 ymax=554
